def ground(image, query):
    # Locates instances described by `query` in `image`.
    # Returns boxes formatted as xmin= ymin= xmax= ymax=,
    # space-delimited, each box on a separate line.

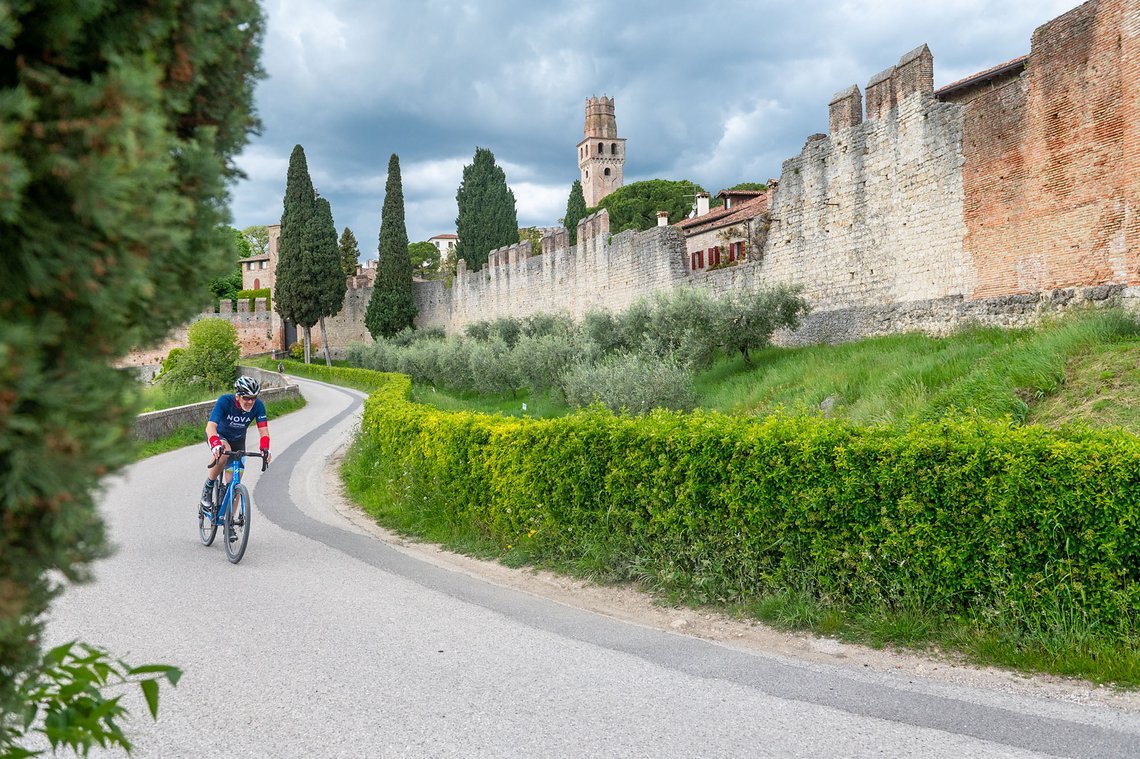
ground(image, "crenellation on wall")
xmin=829 ymin=85 xmax=863 ymax=135
xmin=894 ymin=44 xmax=935 ymax=101
xmin=865 ymin=66 xmax=896 ymax=121
xmin=408 ymin=210 xmax=687 ymax=334
xmin=763 ymin=72 xmax=971 ymax=315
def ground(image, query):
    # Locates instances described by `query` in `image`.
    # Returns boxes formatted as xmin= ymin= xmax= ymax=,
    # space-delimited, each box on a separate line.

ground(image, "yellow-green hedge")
xmin=337 ymin=366 xmax=1138 ymax=633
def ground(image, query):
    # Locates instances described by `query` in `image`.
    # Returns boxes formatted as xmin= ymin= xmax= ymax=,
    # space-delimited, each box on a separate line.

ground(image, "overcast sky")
xmin=229 ymin=0 xmax=1080 ymax=258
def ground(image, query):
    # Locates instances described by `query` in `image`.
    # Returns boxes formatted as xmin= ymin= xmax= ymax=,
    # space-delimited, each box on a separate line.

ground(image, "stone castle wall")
xmin=121 ymin=298 xmax=281 ymax=374
xmin=761 ymin=51 xmax=973 ymax=314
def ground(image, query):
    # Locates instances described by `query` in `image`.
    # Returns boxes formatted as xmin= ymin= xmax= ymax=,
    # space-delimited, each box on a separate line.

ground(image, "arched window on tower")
xmin=253 ymin=278 xmax=260 ymax=289
xmin=604 ymin=168 xmax=611 ymax=176
xmin=611 ymin=143 xmax=617 ymax=154
xmin=597 ymin=142 xmax=603 ymax=155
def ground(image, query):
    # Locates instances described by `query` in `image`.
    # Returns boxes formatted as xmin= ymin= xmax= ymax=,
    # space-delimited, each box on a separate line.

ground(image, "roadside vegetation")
xmin=320 ymin=299 xmax=1140 ymax=687
xmin=133 ymin=395 xmax=306 ymax=461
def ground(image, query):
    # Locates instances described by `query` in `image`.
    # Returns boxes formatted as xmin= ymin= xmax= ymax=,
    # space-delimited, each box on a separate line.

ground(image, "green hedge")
xmin=336 ymin=367 xmax=1138 ymax=634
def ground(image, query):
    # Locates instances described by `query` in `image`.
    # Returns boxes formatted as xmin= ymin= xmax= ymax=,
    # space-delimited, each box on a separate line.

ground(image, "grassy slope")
xmin=694 ymin=310 xmax=1140 ymax=431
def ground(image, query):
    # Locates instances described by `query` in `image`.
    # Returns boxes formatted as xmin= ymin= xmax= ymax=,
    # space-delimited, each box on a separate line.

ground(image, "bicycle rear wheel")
xmin=224 ymin=483 xmax=251 ymax=563
xmin=198 ymin=484 xmax=220 ymax=546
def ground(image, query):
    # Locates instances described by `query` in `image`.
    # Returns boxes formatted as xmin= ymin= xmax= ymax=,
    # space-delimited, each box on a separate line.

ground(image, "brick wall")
xmin=965 ymin=0 xmax=1138 ymax=296
xmin=120 ymin=298 xmax=283 ymax=371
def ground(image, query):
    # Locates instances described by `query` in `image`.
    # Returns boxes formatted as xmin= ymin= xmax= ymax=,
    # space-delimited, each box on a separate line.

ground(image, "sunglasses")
xmin=237 ymin=394 xmax=257 ymax=401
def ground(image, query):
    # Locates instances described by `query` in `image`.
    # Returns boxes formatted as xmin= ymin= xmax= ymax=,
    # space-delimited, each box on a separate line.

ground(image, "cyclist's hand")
xmin=211 ymin=444 xmax=225 ymax=460
xmin=261 ymin=448 xmax=271 ymax=465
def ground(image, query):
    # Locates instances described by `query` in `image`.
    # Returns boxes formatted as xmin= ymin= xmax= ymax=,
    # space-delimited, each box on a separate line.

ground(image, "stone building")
xmin=676 ymin=187 xmax=776 ymax=272
xmin=429 ymin=233 xmax=459 ymax=266
xmin=239 ymin=222 xmax=279 ymax=291
xmin=576 ymin=96 xmax=626 ymax=207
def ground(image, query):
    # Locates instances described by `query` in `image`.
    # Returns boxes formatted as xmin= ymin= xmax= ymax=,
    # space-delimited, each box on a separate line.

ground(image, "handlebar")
xmin=207 ymin=450 xmax=269 ymax=472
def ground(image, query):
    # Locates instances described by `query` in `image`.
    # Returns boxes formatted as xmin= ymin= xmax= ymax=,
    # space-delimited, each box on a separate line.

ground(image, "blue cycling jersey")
xmin=208 ymin=394 xmax=268 ymax=441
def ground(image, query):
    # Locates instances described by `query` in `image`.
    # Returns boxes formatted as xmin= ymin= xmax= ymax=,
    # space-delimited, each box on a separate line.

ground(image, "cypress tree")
xmin=454 ymin=147 xmax=518 ymax=271
xmin=339 ymin=227 xmax=361 ymax=277
xmin=313 ymin=195 xmax=346 ymax=365
xmin=0 ymin=0 xmax=262 ymax=731
xmin=274 ymin=145 xmax=323 ymax=361
xmin=365 ymin=154 xmax=417 ymax=338
xmin=564 ymin=179 xmax=588 ymax=245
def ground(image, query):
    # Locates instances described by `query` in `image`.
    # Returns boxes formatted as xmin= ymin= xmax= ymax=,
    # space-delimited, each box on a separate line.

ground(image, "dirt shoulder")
xmin=323 ymin=443 xmax=1139 ymax=715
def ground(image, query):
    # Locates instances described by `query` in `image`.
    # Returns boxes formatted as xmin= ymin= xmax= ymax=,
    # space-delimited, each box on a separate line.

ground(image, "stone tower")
xmin=576 ymin=96 xmax=625 ymax=207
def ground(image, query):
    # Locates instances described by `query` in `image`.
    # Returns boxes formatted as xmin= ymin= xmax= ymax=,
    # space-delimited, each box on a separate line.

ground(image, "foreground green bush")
xmin=160 ymin=318 xmax=240 ymax=391
xmin=347 ymin=369 xmax=1138 ymax=640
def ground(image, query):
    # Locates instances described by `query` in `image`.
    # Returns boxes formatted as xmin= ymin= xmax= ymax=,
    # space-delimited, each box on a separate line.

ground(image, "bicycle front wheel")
xmin=198 ymin=485 xmax=220 ymax=546
xmin=224 ymin=483 xmax=252 ymax=564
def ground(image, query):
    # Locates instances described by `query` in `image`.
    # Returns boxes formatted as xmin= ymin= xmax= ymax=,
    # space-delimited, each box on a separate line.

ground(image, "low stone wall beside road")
xmin=133 ymin=367 xmax=300 ymax=443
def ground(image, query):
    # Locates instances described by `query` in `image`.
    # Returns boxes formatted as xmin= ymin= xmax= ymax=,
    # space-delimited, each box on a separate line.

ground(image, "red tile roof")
xmin=675 ymin=194 xmax=768 ymax=233
xmin=935 ymin=55 xmax=1028 ymax=98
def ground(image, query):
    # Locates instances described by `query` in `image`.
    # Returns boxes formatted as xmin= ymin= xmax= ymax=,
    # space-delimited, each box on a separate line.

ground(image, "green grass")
xmin=694 ymin=309 xmax=1140 ymax=428
xmin=408 ymin=385 xmax=570 ymax=418
xmin=340 ymin=432 xmax=503 ymax=559
xmin=136 ymin=382 xmax=218 ymax=413
xmin=133 ymin=395 xmax=307 ymax=460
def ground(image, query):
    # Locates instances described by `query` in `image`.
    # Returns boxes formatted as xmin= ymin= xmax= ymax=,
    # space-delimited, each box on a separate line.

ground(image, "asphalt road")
xmin=42 ymin=377 xmax=1140 ymax=758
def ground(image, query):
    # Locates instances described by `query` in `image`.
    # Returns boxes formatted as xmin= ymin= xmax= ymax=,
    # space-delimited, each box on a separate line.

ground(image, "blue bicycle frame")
xmin=199 ymin=450 xmax=267 ymax=564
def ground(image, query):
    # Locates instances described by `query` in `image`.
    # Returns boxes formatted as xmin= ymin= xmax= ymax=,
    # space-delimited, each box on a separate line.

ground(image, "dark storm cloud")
xmin=231 ymin=0 xmax=1081 ymax=256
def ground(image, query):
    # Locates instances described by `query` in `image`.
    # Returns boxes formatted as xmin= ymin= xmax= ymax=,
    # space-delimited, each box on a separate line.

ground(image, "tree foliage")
xmin=274 ymin=145 xmax=321 ymax=329
xmin=0 ymin=0 xmax=262 ymax=741
xmin=365 ymin=154 xmax=417 ymax=338
xmin=408 ymin=241 xmax=440 ymax=277
xmin=313 ymin=196 xmax=346 ymax=320
xmin=339 ymin=227 xmax=361 ymax=278
xmin=454 ymin=147 xmax=518 ymax=272
xmin=590 ymin=179 xmax=707 ymax=233
xmin=160 ymin=318 xmax=241 ymax=391
xmin=208 ymin=227 xmax=250 ymax=300
xmin=563 ymin=179 xmax=588 ymax=244
xmin=243 ymin=224 xmax=270 ymax=257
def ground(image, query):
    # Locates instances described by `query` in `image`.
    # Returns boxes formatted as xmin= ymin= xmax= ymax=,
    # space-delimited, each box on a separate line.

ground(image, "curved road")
xmin=44 ymin=377 xmax=1140 ymax=758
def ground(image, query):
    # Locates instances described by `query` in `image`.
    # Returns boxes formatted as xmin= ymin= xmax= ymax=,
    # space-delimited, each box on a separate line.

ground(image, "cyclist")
xmin=199 ymin=376 xmax=272 ymax=512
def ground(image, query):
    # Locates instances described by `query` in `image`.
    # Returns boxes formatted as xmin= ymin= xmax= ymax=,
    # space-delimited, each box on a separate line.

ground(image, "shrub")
xmin=348 ymin=369 xmax=1140 ymax=640
xmin=470 ymin=337 xmax=522 ymax=395
xmin=521 ymin=313 xmax=573 ymax=339
xmin=289 ymin=341 xmax=305 ymax=360
xmin=161 ymin=318 xmax=240 ymax=391
xmin=561 ymin=353 xmax=697 ymax=414
xmin=512 ymin=332 xmax=583 ymax=393
xmin=234 ymin=287 xmax=271 ymax=311
xmin=155 ymin=347 xmax=186 ymax=382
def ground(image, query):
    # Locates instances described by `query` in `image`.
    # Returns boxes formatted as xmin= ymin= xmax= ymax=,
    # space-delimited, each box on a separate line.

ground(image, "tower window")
xmin=611 ymin=143 xmax=617 ymax=154
xmin=597 ymin=142 xmax=603 ymax=155
xmin=604 ymin=168 xmax=611 ymax=176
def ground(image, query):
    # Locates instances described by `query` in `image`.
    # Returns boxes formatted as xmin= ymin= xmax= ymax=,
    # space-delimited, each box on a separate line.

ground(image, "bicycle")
xmin=198 ymin=450 xmax=267 ymax=564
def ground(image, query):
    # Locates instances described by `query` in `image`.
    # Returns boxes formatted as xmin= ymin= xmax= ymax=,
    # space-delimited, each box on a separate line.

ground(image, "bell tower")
xmin=576 ymin=96 xmax=625 ymax=207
